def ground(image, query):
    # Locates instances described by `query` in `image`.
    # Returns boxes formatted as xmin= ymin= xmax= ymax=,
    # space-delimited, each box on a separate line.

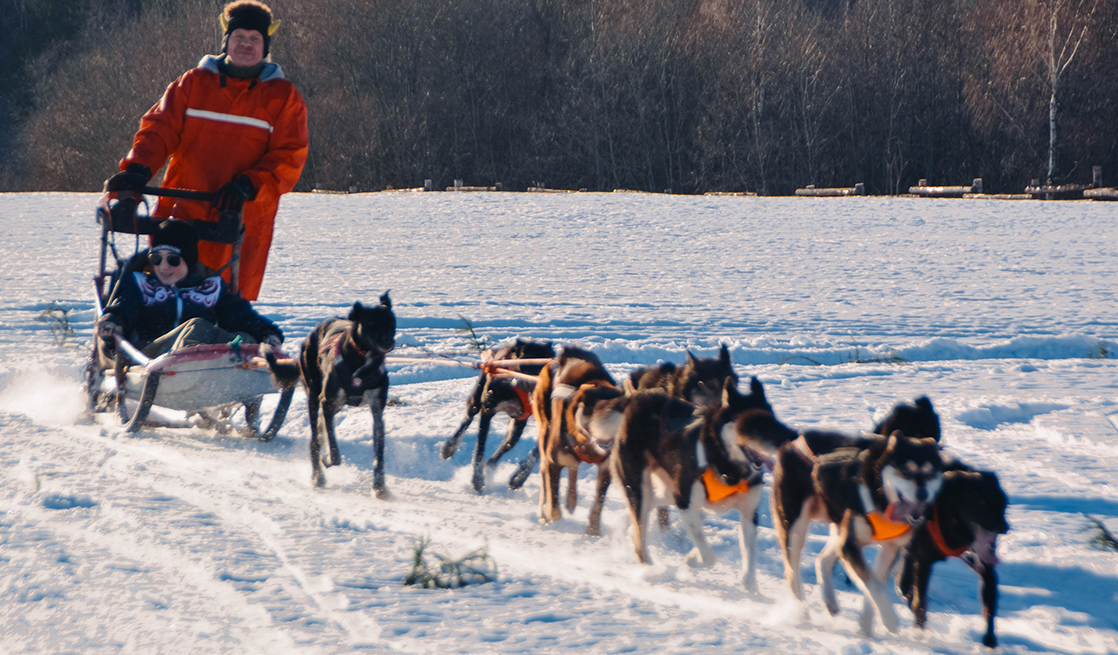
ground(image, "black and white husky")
xmin=770 ymin=395 xmax=942 ymax=604
xmin=611 ymin=377 xmax=793 ymax=591
xmin=810 ymin=433 xmax=946 ymax=636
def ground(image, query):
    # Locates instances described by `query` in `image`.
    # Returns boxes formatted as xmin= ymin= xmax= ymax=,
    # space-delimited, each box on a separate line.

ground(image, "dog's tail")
xmin=260 ymin=344 xmax=301 ymax=389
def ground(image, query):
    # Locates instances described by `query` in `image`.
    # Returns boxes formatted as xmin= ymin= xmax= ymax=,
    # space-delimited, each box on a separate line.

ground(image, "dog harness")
xmin=866 ymin=503 xmax=912 ymax=541
xmin=701 ymin=467 xmax=751 ymax=502
xmin=561 ymin=380 xmax=615 ymax=464
xmin=511 ymin=383 xmax=533 ymax=422
xmin=927 ymin=504 xmax=968 ymax=557
xmin=319 ymin=326 xmax=366 ymax=361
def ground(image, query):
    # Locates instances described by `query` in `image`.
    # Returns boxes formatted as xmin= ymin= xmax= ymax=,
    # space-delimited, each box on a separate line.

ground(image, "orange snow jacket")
xmin=120 ymin=55 xmax=309 ymax=300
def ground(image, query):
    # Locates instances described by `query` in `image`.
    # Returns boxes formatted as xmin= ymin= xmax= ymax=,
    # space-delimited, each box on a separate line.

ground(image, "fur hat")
xmin=220 ymin=1 xmax=279 ymax=57
xmin=152 ymin=220 xmax=199 ymax=268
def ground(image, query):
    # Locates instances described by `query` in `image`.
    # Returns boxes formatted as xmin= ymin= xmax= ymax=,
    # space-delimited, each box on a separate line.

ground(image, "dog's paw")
xmin=508 ymin=467 xmax=531 ymax=490
xmin=312 ymin=470 xmax=326 ymax=488
xmin=373 ymin=485 xmax=391 ymax=500
xmin=684 ymin=548 xmax=716 ymax=569
xmin=440 ymin=440 xmax=459 ymax=459
xmin=879 ymin=605 xmax=900 ymax=634
xmin=824 ymin=597 xmax=841 ymax=616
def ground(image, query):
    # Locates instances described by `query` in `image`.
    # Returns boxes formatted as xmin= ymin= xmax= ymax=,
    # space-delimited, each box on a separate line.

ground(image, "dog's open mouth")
xmin=885 ymin=499 xmax=927 ymax=525
xmin=742 ymin=445 xmax=775 ymax=471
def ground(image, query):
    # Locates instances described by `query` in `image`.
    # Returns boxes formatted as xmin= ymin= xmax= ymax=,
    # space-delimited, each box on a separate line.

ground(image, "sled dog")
xmin=770 ymin=395 xmax=942 ymax=602
xmin=810 ymin=433 xmax=946 ymax=636
xmin=873 ymin=396 xmax=941 ymax=443
xmin=533 ymin=345 xmax=629 ymax=534
xmin=611 ymin=377 xmax=792 ymax=591
xmin=441 ymin=338 xmax=554 ymax=493
xmin=899 ymin=465 xmax=1008 ymax=648
xmin=628 ymin=344 xmax=738 ymax=408
xmin=628 ymin=344 xmax=740 ymax=529
xmin=265 ymin=293 xmax=396 ymax=497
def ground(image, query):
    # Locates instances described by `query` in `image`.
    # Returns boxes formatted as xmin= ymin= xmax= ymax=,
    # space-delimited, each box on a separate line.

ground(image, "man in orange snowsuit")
xmin=107 ymin=0 xmax=308 ymax=301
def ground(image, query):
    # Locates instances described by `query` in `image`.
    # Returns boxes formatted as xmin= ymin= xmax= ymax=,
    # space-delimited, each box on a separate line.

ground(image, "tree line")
xmin=2 ymin=0 xmax=1115 ymax=195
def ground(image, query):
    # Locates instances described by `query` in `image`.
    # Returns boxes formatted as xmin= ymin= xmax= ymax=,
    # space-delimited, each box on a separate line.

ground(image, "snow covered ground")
xmin=1 ymin=191 xmax=1117 ymax=654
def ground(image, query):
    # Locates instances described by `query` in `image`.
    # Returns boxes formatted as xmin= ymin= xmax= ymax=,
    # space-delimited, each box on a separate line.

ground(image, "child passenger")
xmin=97 ymin=219 xmax=283 ymax=360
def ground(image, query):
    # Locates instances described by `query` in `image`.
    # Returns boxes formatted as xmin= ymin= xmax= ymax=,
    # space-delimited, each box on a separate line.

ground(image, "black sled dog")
xmin=899 ymin=464 xmax=1009 ymax=648
xmin=770 ymin=396 xmax=942 ymax=604
xmin=873 ymin=396 xmax=941 ymax=443
xmin=266 ymin=293 xmax=396 ymax=497
xmin=611 ymin=377 xmax=794 ymax=591
xmin=440 ymin=338 xmax=554 ymax=494
xmin=628 ymin=344 xmax=738 ymax=408
xmin=810 ymin=433 xmax=946 ymax=636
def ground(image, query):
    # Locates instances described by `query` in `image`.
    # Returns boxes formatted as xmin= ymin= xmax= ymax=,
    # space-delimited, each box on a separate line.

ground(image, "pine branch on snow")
xmin=403 ymin=537 xmax=498 ymax=588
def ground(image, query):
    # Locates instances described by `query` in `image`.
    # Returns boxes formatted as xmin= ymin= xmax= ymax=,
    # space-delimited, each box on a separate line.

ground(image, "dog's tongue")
xmin=743 ymin=446 xmax=774 ymax=471
xmin=970 ymin=528 xmax=1000 ymax=566
xmin=886 ymin=500 xmax=926 ymax=524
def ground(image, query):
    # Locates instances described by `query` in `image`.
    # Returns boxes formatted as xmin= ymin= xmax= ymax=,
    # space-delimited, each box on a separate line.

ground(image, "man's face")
xmin=227 ymin=28 xmax=265 ymax=67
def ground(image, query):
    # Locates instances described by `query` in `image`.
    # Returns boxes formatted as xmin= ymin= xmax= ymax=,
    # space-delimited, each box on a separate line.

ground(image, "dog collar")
xmin=792 ymin=433 xmax=815 ymax=466
xmin=927 ymin=504 xmax=968 ymax=557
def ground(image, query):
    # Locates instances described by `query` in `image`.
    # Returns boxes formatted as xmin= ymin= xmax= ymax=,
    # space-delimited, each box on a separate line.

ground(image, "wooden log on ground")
xmin=528 ymin=186 xmax=579 ymax=193
xmin=794 ymin=183 xmax=865 ymax=197
xmin=1024 ymin=183 xmax=1087 ymax=200
xmin=1084 ymin=187 xmax=1118 ymax=201
xmin=908 ymin=178 xmax=982 ymax=198
xmin=963 ymin=193 xmax=1032 ymax=200
xmin=703 ymin=191 xmax=757 ymax=197
xmin=446 ymin=185 xmax=499 ymax=192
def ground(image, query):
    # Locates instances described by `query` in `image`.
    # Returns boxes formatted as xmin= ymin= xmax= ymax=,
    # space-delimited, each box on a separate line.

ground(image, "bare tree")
xmin=1042 ymin=0 xmax=1099 ymax=184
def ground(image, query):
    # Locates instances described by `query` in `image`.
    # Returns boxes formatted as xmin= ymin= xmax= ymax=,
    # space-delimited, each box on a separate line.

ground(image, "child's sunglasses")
xmin=149 ymin=252 xmax=182 ymax=267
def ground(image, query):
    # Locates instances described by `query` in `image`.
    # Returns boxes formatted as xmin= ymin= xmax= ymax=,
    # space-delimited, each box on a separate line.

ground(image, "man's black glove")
xmin=215 ymin=175 xmax=256 ymax=212
xmin=105 ymin=163 xmax=152 ymax=193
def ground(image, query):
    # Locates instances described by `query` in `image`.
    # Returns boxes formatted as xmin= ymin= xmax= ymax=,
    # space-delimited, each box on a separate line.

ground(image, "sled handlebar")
xmin=139 ymin=186 xmax=216 ymax=202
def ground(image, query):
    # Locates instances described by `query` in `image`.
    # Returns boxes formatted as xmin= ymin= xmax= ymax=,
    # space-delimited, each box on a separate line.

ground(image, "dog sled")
xmin=85 ymin=186 xmax=294 ymax=438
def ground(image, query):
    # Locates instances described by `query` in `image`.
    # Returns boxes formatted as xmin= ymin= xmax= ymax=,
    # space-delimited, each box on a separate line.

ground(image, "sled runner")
xmin=85 ymin=187 xmax=294 ymax=438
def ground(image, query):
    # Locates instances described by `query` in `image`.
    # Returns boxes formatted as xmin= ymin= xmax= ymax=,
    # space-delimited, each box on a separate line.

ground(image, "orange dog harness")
xmin=866 ymin=504 xmax=912 ymax=541
xmin=701 ymin=467 xmax=752 ymax=502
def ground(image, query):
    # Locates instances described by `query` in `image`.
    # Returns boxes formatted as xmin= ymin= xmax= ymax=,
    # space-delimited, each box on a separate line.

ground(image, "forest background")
xmin=1 ymin=0 xmax=1115 ymax=196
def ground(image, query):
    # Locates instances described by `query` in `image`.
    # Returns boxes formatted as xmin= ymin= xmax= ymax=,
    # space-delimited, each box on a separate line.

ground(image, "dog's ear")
xmin=719 ymin=343 xmax=731 ymax=364
xmin=721 ymin=376 xmax=739 ymax=407
xmin=622 ymin=377 xmax=636 ymax=397
xmin=380 ymin=290 xmax=392 ymax=308
xmin=685 ymin=350 xmax=696 ymax=366
xmin=915 ymin=396 xmax=934 ymax=411
xmin=348 ymin=302 xmax=364 ymax=321
xmin=749 ymin=376 xmax=765 ymax=399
